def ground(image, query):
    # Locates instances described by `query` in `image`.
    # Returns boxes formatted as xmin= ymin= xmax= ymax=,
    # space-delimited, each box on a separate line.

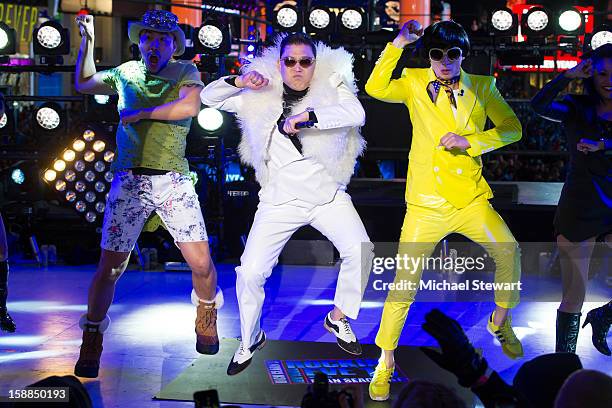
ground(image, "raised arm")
xmin=531 ymin=59 xmax=593 ymax=123
xmin=365 ymin=20 xmax=422 ymax=103
xmin=200 ymin=70 xmax=269 ymax=114
xmin=75 ymin=15 xmax=116 ymax=95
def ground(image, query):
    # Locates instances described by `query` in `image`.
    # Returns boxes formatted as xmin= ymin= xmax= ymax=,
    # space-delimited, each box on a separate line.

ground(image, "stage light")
xmin=522 ymin=7 xmax=551 ymax=37
xmin=53 ymin=160 xmax=66 ymax=172
xmin=274 ymin=5 xmax=302 ymax=31
xmin=490 ymin=8 xmax=518 ymax=35
xmin=94 ymin=95 xmax=109 ymax=105
xmin=588 ymin=25 xmax=612 ymax=51
xmin=73 ymin=140 xmax=85 ymax=152
xmin=92 ymin=140 xmax=105 ymax=152
xmin=0 ymin=113 xmax=6 ymax=129
xmin=195 ymin=20 xmax=231 ymax=55
xmin=82 ymin=129 xmax=95 ymax=141
xmin=558 ymin=8 xmax=584 ymax=35
xmin=244 ymin=25 xmax=259 ymax=60
xmin=198 ymin=108 xmax=224 ymax=132
xmin=75 ymin=201 xmax=86 ymax=212
xmin=63 ymin=150 xmax=76 ymax=162
xmin=306 ymin=7 xmax=334 ymax=35
xmin=43 ymin=126 xmax=115 ymax=225
xmin=84 ymin=151 xmax=95 ymax=162
xmin=338 ymin=7 xmax=367 ymax=35
xmin=35 ymin=103 xmax=62 ymax=131
xmin=95 ymin=202 xmax=105 ymax=213
xmin=11 ymin=169 xmax=25 ymax=185
xmin=0 ymin=22 xmax=16 ymax=57
xmin=33 ymin=20 xmax=70 ymax=62
xmin=43 ymin=169 xmax=56 ymax=182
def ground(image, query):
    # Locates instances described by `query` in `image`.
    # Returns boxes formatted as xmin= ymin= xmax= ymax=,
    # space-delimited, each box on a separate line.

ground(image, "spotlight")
xmin=43 ymin=169 xmax=57 ymax=182
xmin=198 ymin=108 xmax=224 ymax=132
xmin=94 ymin=94 xmax=109 ymax=105
xmin=490 ymin=8 xmax=518 ymax=35
xmin=0 ymin=22 xmax=16 ymax=59
xmin=558 ymin=8 xmax=584 ymax=35
xmin=306 ymin=7 xmax=335 ymax=35
xmin=11 ymin=168 xmax=25 ymax=185
xmin=73 ymin=140 xmax=85 ymax=152
xmin=195 ymin=20 xmax=231 ymax=55
xmin=92 ymin=140 xmax=106 ymax=152
xmin=35 ymin=102 xmax=62 ymax=131
xmin=53 ymin=160 xmax=66 ymax=172
xmin=43 ymin=126 xmax=115 ymax=226
xmin=0 ymin=112 xmax=6 ymax=129
xmin=522 ymin=7 xmax=552 ymax=37
xmin=586 ymin=25 xmax=612 ymax=51
xmin=274 ymin=5 xmax=302 ymax=32
xmin=63 ymin=150 xmax=76 ymax=162
xmin=338 ymin=7 xmax=367 ymax=35
xmin=33 ymin=20 xmax=70 ymax=63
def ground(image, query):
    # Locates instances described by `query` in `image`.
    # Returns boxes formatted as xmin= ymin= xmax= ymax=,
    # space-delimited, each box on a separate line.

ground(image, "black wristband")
xmin=225 ymin=76 xmax=238 ymax=87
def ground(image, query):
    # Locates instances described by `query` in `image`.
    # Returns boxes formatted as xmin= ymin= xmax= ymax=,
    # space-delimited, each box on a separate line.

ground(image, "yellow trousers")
xmin=375 ymin=198 xmax=521 ymax=351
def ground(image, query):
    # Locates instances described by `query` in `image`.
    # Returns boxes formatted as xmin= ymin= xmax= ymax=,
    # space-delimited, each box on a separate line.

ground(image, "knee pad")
xmin=78 ymin=313 xmax=111 ymax=333
xmin=191 ymin=287 xmax=224 ymax=309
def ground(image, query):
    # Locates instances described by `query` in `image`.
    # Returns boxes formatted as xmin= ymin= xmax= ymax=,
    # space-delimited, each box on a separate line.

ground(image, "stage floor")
xmin=0 ymin=261 xmax=610 ymax=408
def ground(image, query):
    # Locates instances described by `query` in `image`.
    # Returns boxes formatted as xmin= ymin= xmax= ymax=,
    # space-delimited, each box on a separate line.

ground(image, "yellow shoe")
xmin=369 ymin=361 xmax=394 ymax=401
xmin=487 ymin=311 xmax=524 ymax=359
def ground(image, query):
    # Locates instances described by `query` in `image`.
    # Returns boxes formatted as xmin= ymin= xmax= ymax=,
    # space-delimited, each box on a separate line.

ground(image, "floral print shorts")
xmin=101 ymin=170 xmax=208 ymax=252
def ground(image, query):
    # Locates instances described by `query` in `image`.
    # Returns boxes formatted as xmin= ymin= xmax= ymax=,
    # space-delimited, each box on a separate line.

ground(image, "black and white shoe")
xmin=324 ymin=312 xmax=362 ymax=355
xmin=227 ymin=330 xmax=266 ymax=376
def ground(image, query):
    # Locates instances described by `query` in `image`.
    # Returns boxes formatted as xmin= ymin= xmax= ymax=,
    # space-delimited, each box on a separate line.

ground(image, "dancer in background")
xmin=532 ymin=43 xmax=612 ymax=356
xmin=366 ymin=20 xmax=523 ymax=401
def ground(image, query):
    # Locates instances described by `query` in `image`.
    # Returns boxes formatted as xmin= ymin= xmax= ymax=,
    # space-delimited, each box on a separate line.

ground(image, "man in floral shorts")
xmin=73 ymin=10 xmax=222 ymax=378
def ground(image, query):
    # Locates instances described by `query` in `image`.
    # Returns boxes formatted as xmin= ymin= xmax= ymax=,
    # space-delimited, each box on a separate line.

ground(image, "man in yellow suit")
xmin=365 ymin=20 xmax=524 ymax=401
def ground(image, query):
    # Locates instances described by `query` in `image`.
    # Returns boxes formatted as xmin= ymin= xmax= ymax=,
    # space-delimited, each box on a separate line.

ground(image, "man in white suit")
xmin=201 ymin=33 xmax=373 ymax=375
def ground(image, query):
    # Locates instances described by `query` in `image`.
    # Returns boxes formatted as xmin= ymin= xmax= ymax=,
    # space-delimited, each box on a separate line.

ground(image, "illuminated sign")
xmin=509 ymin=55 xmax=580 ymax=72
xmin=266 ymin=359 xmax=408 ymax=385
xmin=0 ymin=2 xmax=39 ymax=43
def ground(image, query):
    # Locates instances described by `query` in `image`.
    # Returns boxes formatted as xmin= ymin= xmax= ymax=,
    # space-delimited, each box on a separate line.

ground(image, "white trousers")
xmin=236 ymin=191 xmax=373 ymax=348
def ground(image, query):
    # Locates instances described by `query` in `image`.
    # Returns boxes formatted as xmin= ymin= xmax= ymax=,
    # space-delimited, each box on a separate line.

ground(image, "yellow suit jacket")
xmin=365 ymin=44 xmax=522 ymax=209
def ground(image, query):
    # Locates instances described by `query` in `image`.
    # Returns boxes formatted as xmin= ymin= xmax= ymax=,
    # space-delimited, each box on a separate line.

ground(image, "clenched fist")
xmin=235 ymin=71 xmax=269 ymax=90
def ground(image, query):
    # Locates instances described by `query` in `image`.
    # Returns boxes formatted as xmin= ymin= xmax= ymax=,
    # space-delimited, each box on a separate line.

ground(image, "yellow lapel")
xmin=455 ymin=69 xmax=477 ymax=134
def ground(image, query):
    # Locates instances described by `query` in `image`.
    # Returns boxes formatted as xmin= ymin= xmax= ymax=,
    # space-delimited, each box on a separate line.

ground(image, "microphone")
xmin=458 ymin=89 xmax=465 ymax=97
xmin=295 ymin=121 xmax=315 ymax=129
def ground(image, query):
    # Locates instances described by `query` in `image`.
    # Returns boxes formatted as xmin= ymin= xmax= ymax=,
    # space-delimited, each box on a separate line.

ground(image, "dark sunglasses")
xmin=429 ymin=47 xmax=462 ymax=62
xmin=282 ymin=57 xmax=315 ymax=68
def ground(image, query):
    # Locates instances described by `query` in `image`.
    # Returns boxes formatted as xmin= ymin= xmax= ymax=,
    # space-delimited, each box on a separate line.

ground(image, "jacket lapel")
xmin=425 ymin=68 xmax=455 ymax=130
xmin=455 ymin=70 xmax=477 ymax=134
